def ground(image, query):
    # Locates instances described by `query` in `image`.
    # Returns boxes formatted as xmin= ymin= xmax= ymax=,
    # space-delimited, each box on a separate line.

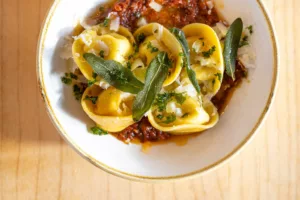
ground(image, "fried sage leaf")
xmin=170 ymin=27 xmax=201 ymax=93
xmin=132 ymin=52 xmax=172 ymax=121
xmin=83 ymin=53 xmax=144 ymax=94
xmin=224 ymin=18 xmax=243 ymax=80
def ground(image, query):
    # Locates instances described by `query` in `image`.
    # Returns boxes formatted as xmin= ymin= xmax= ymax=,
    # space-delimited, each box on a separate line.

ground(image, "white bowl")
xmin=37 ymin=0 xmax=279 ymax=182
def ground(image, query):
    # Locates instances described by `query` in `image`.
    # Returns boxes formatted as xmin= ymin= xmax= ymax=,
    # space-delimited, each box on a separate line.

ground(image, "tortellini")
xmin=81 ymin=85 xmax=135 ymax=132
xmin=72 ymin=26 xmax=135 ymax=81
xmin=148 ymin=23 xmax=224 ymax=134
xmin=182 ymin=23 xmax=224 ymax=96
xmin=75 ymin=23 xmax=224 ymax=135
xmin=133 ymin=23 xmax=183 ymax=86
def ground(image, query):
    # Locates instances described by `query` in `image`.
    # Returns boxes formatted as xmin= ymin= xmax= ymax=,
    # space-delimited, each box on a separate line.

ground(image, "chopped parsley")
xmin=136 ymin=33 xmax=146 ymax=44
xmin=99 ymin=50 xmax=105 ymax=58
xmin=147 ymin=42 xmax=159 ymax=53
xmin=90 ymin=126 xmax=108 ymax=136
xmin=73 ymin=84 xmax=84 ymax=100
xmin=102 ymin=18 xmax=110 ymax=27
xmin=61 ymin=76 xmax=72 ymax=85
xmin=247 ymin=25 xmax=253 ymax=34
xmin=133 ymin=43 xmax=139 ymax=53
xmin=212 ymin=79 xmax=216 ymax=86
xmin=92 ymin=72 xmax=98 ymax=79
xmin=179 ymin=52 xmax=184 ymax=57
xmin=156 ymin=114 xmax=164 ymax=120
xmin=215 ymin=73 xmax=222 ymax=81
xmin=84 ymin=95 xmax=98 ymax=104
xmin=239 ymin=35 xmax=249 ymax=47
xmin=162 ymin=114 xmax=176 ymax=124
xmin=202 ymin=46 xmax=216 ymax=58
xmin=126 ymin=62 xmax=132 ymax=69
xmin=61 ymin=73 xmax=78 ymax=84
xmin=154 ymin=92 xmax=186 ymax=112
xmin=88 ymin=80 xmax=96 ymax=87
xmin=69 ymin=72 xmax=78 ymax=80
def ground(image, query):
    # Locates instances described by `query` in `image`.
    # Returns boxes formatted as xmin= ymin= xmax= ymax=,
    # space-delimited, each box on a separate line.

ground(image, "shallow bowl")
xmin=37 ymin=0 xmax=278 ymax=182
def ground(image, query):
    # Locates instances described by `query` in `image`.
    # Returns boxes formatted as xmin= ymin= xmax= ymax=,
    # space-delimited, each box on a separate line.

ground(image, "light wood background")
xmin=0 ymin=0 xmax=299 ymax=199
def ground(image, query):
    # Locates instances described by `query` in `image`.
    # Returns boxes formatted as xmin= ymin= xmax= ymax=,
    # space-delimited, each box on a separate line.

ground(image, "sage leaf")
xmin=83 ymin=53 xmax=144 ymax=94
xmin=170 ymin=27 xmax=201 ymax=93
xmin=224 ymin=18 xmax=243 ymax=80
xmin=132 ymin=52 xmax=172 ymax=121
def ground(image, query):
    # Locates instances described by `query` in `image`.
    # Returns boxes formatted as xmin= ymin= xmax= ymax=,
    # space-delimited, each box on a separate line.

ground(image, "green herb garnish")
xmin=69 ymin=72 xmax=78 ymax=80
xmin=239 ymin=35 xmax=249 ymax=47
xmin=215 ymin=73 xmax=222 ymax=81
xmin=102 ymin=18 xmax=110 ymax=27
xmin=84 ymin=95 xmax=98 ymax=104
xmin=154 ymin=92 xmax=186 ymax=112
xmin=156 ymin=114 xmax=164 ymax=120
xmin=92 ymin=72 xmax=98 ymax=79
xmin=126 ymin=62 xmax=132 ymax=69
xmin=202 ymin=46 xmax=216 ymax=58
xmin=224 ymin=18 xmax=243 ymax=80
xmin=90 ymin=126 xmax=108 ymax=136
xmin=147 ymin=42 xmax=159 ymax=53
xmin=73 ymin=84 xmax=84 ymax=100
xmin=88 ymin=80 xmax=96 ymax=87
xmin=162 ymin=114 xmax=176 ymax=124
xmin=136 ymin=33 xmax=146 ymax=44
xmin=84 ymin=53 xmax=144 ymax=94
xmin=132 ymin=52 xmax=172 ymax=121
xmin=99 ymin=50 xmax=105 ymax=58
xmin=61 ymin=77 xmax=72 ymax=85
xmin=247 ymin=25 xmax=253 ymax=34
xmin=170 ymin=28 xmax=201 ymax=93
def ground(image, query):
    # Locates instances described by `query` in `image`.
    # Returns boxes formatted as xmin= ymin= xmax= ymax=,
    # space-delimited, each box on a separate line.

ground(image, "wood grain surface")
xmin=0 ymin=0 xmax=299 ymax=199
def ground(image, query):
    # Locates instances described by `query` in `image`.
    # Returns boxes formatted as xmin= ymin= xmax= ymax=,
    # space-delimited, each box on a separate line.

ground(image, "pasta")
xmin=62 ymin=0 xmax=250 ymax=143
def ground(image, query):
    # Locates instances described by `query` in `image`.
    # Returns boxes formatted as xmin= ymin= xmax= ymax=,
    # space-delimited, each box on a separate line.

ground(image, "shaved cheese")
xmin=149 ymin=0 xmax=162 ymax=12
xmin=137 ymin=17 xmax=148 ymax=27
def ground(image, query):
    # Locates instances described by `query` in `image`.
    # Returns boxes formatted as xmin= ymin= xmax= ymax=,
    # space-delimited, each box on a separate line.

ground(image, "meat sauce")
xmin=92 ymin=0 xmax=247 ymax=143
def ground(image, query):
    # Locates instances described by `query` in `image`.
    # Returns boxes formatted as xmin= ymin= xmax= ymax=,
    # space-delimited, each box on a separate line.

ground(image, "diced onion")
xmin=238 ymin=46 xmax=256 ymax=69
xmin=192 ymin=40 xmax=203 ymax=54
xmin=108 ymin=12 xmax=120 ymax=31
xmin=166 ymin=102 xmax=177 ymax=113
xmin=137 ymin=17 xmax=148 ymax=27
xmin=99 ymin=80 xmax=110 ymax=89
xmin=98 ymin=40 xmax=110 ymax=56
xmin=149 ymin=0 xmax=162 ymax=12
xmin=152 ymin=23 xmax=163 ymax=40
xmin=206 ymin=1 xmax=214 ymax=9
xmin=195 ymin=56 xmax=215 ymax=66
xmin=110 ymin=16 xmax=120 ymax=31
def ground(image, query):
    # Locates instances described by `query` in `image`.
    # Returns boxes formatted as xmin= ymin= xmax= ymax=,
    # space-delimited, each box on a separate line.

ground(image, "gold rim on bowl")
xmin=36 ymin=0 xmax=279 ymax=182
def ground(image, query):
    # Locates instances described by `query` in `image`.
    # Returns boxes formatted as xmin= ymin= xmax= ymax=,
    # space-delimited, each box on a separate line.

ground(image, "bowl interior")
xmin=38 ymin=0 xmax=277 ymax=179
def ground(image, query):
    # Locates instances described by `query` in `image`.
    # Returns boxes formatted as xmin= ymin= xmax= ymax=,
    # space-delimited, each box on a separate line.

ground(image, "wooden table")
xmin=0 ymin=0 xmax=299 ymax=199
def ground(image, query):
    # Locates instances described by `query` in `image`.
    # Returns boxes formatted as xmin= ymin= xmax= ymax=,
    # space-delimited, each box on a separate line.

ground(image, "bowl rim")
xmin=36 ymin=0 xmax=279 ymax=183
